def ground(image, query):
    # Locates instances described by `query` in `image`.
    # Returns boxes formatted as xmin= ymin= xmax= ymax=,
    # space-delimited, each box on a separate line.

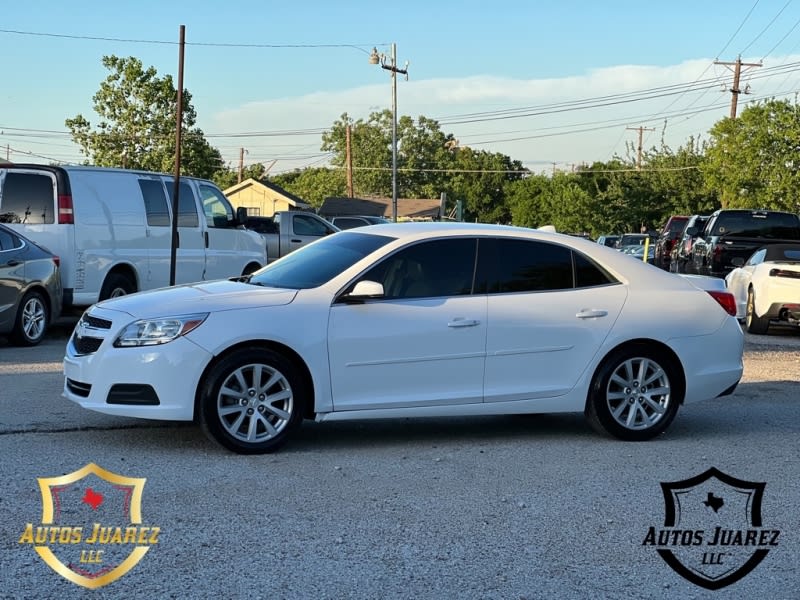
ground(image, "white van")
xmin=0 ymin=165 xmax=267 ymax=308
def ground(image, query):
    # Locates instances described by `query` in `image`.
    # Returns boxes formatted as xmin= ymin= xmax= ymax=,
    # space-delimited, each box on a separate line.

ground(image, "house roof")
xmin=223 ymin=178 xmax=311 ymax=209
xmin=320 ymin=196 xmax=442 ymax=220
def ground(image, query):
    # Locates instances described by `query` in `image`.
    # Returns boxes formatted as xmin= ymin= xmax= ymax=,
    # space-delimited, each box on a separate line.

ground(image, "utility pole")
xmin=370 ymin=44 xmax=409 ymax=222
xmin=627 ymin=126 xmax=655 ymax=169
xmin=715 ymin=56 xmax=762 ymax=118
xmin=238 ymin=147 xmax=247 ymax=183
xmin=345 ymin=124 xmax=354 ymax=197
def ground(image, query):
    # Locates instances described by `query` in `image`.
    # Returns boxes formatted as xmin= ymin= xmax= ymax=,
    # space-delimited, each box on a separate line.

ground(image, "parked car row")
xmin=661 ymin=209 xmax=800 ymax=278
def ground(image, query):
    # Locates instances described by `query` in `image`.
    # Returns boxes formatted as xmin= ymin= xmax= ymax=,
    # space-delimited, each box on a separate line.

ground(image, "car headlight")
xmin=113 ymin=314 xmax=208 ymax=347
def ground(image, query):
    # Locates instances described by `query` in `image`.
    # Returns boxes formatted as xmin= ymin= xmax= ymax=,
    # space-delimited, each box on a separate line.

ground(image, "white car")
xmin=724 ymin=244 xmax=800 ymax=334
xmin=63 ymin=223 xmax=744 ymax=454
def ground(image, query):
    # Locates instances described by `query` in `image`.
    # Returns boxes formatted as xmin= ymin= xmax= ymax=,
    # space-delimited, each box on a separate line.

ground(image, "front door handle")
xmin=448 ymin=318 xmax=480 ymax=328
xmin=576 ymin=309 xmax=608 ymax=319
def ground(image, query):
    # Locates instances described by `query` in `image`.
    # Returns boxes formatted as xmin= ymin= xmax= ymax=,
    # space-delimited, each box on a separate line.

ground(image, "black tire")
xmin=745 ymin=287 xmax=770 ymax=334
xmin=199 ymin=348 xmax=305 ymax=454
xmin=585 ymin=346 xmax=682 ymax=441
xmin=99 ymin=272 xmax=136 ymax=301
xmin=11 ymin=290 xmax=49 ymax=346
xmin=241 ymin=262 xmax=261 ymax=276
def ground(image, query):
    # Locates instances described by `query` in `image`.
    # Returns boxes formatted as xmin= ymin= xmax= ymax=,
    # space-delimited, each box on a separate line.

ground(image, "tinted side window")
xmin=294 ymin=214 xmax=331 ymax=236
xmin=476 ymin=238 xmax=573 ymax=293
xmin=360 ymin=238 xmax=477 ymax=299
xmin=333 ymin=217 xmax=365 ymax=230
xmin=574 ymin=252 xmax=615 ymax=287
xmin=0 ymin=172 xmax=55 ymax=224
xmin=199 ymin=184 xmax=234 ymax=228
xmin=0 ymin=228 xmax=22 ymax=250
xmin=167 ymin=182 xmax=199 ymax=227
xmin=138 ymin=179 xmax=170 ymax=227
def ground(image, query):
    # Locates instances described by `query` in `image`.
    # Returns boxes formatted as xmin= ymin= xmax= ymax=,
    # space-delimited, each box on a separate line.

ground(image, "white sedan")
xmin=724 ymin=243 xmax=800 ymax=334
xmin=63 ymin=223 xmax=744 ymax=454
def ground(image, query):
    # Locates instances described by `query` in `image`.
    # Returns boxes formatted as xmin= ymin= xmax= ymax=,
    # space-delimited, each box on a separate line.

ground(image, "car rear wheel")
xmin=586 ymin=347 xmax=681 ymax=441
xmin=11 ymin=290 xmax=49 ymax=346
xmin=199 ymin=348 xmax=304 ymax=454
xmin=745 ymin=287 xmax=770 ymax=334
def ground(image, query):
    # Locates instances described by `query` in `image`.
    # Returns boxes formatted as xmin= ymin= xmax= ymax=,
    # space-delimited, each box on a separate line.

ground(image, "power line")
xmin=0 ymin=28 xmax=379 ymax=52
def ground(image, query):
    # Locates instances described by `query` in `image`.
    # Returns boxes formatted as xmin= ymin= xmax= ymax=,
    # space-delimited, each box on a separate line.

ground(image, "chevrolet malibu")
xmin=63 ymin=223 xmax=743 ymax=454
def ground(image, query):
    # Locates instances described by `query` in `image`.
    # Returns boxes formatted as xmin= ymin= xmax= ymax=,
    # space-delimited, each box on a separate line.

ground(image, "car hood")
xmin=94 ymin=280 xmax=298 ymax=319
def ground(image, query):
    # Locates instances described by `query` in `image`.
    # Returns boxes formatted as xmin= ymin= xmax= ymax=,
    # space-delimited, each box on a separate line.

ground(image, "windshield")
xmin=249 ymin=231 xmax=395 ymax=289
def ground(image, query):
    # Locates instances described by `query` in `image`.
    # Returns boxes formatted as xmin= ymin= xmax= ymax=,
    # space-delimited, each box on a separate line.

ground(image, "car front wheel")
xmin=745 ymin=287 xmax=770 ymax=334
xmin=586 ymin=347 xmax=682 ymax=441
xmin=199 ymin=348 xmax=305 ymax=454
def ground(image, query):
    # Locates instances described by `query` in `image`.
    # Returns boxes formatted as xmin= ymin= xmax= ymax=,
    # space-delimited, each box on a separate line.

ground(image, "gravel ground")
xmin=0 ymin=325 xmax=798 ymax=599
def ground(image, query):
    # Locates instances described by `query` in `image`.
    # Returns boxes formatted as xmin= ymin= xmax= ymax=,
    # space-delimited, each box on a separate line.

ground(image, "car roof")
xmin=762 ymin=243 xmax=800 ymax=262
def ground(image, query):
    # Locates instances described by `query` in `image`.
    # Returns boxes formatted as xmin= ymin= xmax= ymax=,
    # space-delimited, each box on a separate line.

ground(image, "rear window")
xmin=665 ymin=218 xmax=688 ymax=234
xmin=0 ymin=172 xmax=55 ymax=224
xmin=712 ymin=211 xmax=800 ymax=239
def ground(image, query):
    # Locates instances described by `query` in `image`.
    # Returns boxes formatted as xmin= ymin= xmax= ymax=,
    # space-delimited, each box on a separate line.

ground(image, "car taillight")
xmin=52 ymin=255 xmax=60 ymax=268
xmin=707 ymin=290 xmax=737 ymax=316
xmin=712 ymin=245 xmax=722 ymax=264
xmin=769 ymin=268 xmax=800 ymax=279
xmin=58 ymin=195 xmax=74 ymax=224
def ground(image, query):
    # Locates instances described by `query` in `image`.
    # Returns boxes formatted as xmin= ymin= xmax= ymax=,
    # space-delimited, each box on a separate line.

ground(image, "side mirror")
xmin=236 ymin=207 xmax=248 ymax=226
xmin=731 ymin=257 xmax=745 ymax=267
xmin=685 ymin=226 xmax=698 ymax=237
xmin=341 ymin=280 xmax=384 ymax=303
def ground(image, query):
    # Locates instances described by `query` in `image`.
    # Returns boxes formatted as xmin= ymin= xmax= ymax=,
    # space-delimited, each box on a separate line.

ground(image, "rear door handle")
xmin=448 ymin=318 xmax=480 ymax=328
xmin=6 ymin=260 xmax=22 ymax=266
xmin=576 ymin=309 xmax=608 ymax=319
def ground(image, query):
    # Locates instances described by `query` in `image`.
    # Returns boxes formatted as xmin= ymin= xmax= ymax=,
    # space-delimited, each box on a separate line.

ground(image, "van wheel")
xmin=11 ymin=290 xmax=49 ymax=346
xmin=99 ymin=273 xmax=135 ymax=301
xmin=241 ymin=262 xmax=261 ymax=276
xmin=199 ymin=348 xmax=305 ymax=454
xmin=585 ymin=346 xmax=681 ymax=441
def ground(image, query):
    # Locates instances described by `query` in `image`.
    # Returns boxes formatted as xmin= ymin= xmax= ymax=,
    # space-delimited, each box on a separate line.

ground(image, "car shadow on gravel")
xmin=47 ymin=379 xmax=799 ymax=456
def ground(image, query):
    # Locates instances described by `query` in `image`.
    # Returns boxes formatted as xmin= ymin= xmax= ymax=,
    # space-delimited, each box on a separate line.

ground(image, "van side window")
xmin=138 ymin=179 xmax=170 ymax=227
xmin=0 ymin=172 xmax=55 ymax=224
xmin=198 ymin=184 xmax=234 ymax=228
xmin=167 ymin=182 xmax=199 ymax=228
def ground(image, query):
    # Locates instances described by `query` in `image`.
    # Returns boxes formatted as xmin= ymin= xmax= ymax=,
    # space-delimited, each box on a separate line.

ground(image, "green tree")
xmin=270 ymin=168 xmax=346 ymax=209
xmin=321 ymin=111 xmax=392 ymax=197
xmin=66 ymin=55 xmax=222 ymax=178
xmin=703 ymin=99 xmax=800 ymax=211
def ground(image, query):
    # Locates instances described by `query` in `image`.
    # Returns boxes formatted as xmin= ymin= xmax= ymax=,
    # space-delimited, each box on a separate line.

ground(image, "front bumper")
xmin=62 ymin=307 xmax=213 ymax=421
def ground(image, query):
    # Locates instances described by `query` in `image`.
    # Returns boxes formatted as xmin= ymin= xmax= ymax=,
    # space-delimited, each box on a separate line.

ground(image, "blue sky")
xmin=3 ymin=1 xmax=800 ymax=174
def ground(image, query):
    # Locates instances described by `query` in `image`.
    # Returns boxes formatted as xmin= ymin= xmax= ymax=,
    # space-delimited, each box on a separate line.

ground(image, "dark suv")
xmin=689 ymin=209 xmax=800 ymax=278
xmin=653 ymin=216 xmax=689 ymax=270
xmin=670 ymin=214 xmax=709 ymax=273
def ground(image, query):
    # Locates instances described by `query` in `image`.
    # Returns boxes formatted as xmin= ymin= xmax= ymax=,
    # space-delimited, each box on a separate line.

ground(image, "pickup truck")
xmin=688 ymin=209 xmax=800 ymax=278
xmin=243 ymin=211 xmax=339 ymax=262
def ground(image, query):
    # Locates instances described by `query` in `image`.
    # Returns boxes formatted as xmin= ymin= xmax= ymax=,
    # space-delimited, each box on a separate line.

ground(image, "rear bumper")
xmin=669 ymin=317 xmax=744 ymax=403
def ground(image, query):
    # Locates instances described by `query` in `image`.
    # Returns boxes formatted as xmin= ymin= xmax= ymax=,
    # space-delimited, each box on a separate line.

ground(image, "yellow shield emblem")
xmin=24 ymin=463 xmax=153 ymax=589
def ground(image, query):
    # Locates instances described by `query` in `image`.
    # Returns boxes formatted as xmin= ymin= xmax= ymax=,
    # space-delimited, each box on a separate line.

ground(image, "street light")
xmin=369 ymin=44 xmax=408 ymax=222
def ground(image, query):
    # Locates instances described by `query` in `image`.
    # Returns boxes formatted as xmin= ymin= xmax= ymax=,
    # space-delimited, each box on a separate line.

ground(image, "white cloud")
xmin=207 ymin=56 xmax=800 ymax=174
